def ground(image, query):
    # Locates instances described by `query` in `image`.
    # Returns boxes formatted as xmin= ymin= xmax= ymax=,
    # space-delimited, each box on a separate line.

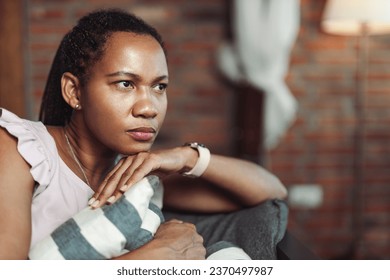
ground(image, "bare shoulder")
xmin=0 ymin=127 xmax=35 ymax=259
xmin=0 ymin=126 xmax=35 ymax=187
xmin=0 ymin=125 xmax=17 ymax=147
xmin=0 ymin=125 xmax=15 ymax=145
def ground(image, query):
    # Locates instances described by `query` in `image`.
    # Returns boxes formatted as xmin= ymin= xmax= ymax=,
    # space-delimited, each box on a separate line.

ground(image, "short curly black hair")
xmin=39 ymin=9 xmax=166 ymax=125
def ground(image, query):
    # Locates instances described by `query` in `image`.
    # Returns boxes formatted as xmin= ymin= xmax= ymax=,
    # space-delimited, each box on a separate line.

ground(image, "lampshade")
xmin=322 ymin=0 xmax=390 ymax=35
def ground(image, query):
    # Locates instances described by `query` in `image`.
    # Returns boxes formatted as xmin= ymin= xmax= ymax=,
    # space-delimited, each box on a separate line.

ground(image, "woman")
xmin=0 ymin=9 xmax=287 ymax=260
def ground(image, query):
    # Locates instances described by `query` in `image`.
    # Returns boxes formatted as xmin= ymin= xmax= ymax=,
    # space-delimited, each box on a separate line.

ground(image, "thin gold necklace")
xmin=64 ymin=133 xmax=91 ymax=186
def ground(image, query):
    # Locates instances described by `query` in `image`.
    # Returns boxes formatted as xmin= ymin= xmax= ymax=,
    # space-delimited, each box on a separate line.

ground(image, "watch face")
xmin=184 ymin=142 xmax=206 ymax=148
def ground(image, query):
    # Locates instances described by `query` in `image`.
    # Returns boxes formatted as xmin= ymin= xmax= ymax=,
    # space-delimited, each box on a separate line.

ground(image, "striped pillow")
xmin=29 ymin=175 xmax=164 ymax=260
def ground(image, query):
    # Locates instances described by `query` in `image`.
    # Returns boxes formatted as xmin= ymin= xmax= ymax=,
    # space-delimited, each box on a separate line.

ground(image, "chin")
xmin=119 ymin=142 xmax=154 ymax=156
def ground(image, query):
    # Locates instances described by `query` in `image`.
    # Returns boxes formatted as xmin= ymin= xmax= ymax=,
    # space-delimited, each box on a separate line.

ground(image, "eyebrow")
xmin=106 ymin=71 xmax=168 ymax=83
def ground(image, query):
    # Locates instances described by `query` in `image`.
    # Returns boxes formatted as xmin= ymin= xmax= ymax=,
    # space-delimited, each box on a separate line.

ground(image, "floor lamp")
xmin=321 ymin=0 xmax=390 ymax=258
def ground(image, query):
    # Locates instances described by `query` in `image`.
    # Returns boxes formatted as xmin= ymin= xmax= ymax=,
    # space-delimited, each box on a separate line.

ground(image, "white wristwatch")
xmin=182 ymin=142 xmax=211 ymax=178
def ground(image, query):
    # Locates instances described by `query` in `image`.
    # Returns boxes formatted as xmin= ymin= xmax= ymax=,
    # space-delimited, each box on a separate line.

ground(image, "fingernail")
xmin=107 ymin=196 xmax=115 ymax=204
xmin=120 ymin=185 xmax=128 ymax=192
xmin=91 ymin=200 xmax=100 ymax=208
xmin=88 ymin=197 xmax=96 ymax=205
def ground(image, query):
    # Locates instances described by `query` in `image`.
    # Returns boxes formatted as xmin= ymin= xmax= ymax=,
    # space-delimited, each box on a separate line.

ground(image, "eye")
xmin=121 ymin=81 xmax=131 ymax=87
xmin=116 ymin=80 xmax=134 ymax=90
xmin=153 ymin=83 xmax=168 ymax=93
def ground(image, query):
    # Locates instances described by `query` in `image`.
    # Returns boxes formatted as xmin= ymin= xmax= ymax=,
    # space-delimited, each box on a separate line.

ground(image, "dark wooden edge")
xmin=0 ymin=0 xmax=25 ymax=116
xmin=277 ymin=231 xmax=321 ymax=260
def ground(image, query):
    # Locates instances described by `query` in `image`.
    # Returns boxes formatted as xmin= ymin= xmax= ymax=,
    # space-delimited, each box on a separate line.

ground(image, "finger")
xmin=166 ymin=219 xmax=184 ymax=224
xmin=105 ymin=188 xmax=126 ymax=204
xmin=185 ymin=244 xmax=206 ymax=260
xmin=96 ymin=152 xmax=159 ymax=207
xmin=192 ymin=233 xmax=204 ymax=245
xmin=91 ymin=156 xmax=141 ymax=208
xmin=95 ymin=159 xmax=138 ymax=207
xmin=116 ymin=153 xmax=151 ymax=192
xmin=182 ymin=222 xmax=197 ymax=231
xmin=104 ymin=154 xmax=155 ymax=205
xmin=93 ymin=157 xmax=125 ymax=197
xmin=119 ymin=154 xmax=160 ymax=193
xmin=88 ymin=158 xmax=125 ymax=207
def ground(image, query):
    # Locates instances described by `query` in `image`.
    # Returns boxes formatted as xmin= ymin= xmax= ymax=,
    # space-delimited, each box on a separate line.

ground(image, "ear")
xmin=61 ymin=72 xmax=82 ymax=109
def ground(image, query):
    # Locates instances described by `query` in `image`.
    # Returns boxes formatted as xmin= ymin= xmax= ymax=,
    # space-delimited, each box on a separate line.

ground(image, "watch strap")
xmin=182 ymin=142 xmax=211 ymax=177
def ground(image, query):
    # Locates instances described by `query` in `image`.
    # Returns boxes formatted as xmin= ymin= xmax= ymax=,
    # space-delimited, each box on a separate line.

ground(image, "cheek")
xmin=83 ymin=83 xmax=127 ymax=115
xmin=157 ymin=97 xmax=168 ymax=126
xmin=83 ymin=100 xmax=130 ymax=152
xmin=83 ymin=91 xmax=127 ymax=132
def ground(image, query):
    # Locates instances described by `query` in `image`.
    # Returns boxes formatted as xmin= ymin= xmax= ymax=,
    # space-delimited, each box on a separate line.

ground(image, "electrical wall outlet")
xmin=288 ymin=184 xmax=323 ymax=209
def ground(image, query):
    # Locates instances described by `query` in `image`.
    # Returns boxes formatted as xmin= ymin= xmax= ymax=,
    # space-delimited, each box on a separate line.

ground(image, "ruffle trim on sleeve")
xmin=0 ymin=108 xmax=53 ymax=198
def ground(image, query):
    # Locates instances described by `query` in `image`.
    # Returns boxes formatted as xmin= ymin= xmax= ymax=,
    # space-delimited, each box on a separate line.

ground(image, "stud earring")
xmin=75 ymin=104 xmax=81 ymax=110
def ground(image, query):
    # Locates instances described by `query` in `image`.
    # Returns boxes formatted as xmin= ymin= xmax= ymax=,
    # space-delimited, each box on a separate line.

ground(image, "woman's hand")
xmin=113 ymin=219 xmax=206 ymax=260
xmin=89 ymin=147 xmax=198 ymax=208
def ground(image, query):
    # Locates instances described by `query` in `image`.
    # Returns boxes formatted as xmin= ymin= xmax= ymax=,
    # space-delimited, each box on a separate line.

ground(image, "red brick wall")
xmin=270 ymin=0 xmax=390 ymax=259
xmin=25 ymin=0 xmax=390 ymax=259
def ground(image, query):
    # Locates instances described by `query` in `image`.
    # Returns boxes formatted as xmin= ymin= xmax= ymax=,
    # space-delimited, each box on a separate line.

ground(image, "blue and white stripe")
xmin=29 ymin=176 xmax=164 ymax=260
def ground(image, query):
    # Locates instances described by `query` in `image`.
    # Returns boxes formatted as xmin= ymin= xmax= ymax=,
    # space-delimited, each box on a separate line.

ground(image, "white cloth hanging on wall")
xmin=217 ymin=0 xmax=300 ymax=150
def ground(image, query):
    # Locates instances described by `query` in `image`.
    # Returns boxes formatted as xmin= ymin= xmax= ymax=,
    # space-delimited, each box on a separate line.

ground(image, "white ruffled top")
xmin=0 ymin=108 xmax=94 ymax=248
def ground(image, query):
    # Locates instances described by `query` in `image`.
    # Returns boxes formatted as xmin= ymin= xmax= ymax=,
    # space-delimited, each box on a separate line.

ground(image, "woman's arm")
xmin=91 ymin=145 xmax=287 ymax=212
xmin=163 ymin=151 xmax=287 ymax=213
xmin=0 ymin=128 xmax=35 ymax=259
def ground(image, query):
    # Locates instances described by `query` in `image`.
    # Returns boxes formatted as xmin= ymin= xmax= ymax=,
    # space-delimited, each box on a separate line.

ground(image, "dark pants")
xmin=163 ymin=199 xmax=288 ymax=260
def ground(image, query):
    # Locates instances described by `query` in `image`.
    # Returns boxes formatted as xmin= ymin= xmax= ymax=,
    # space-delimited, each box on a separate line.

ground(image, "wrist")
xmin=181 ymin=146 xmax=198 ymax=172
xmin=181 ymin=142 xmax=210 ymax=178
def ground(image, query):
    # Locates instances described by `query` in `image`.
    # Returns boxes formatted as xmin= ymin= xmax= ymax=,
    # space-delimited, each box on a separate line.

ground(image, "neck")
xmin=63 ymin=124 xmax=118 ymax=190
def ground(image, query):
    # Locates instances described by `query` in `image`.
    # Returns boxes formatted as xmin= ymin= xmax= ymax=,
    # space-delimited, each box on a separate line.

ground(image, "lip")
xmin=126 ymin=127 xmax=156 ymax=142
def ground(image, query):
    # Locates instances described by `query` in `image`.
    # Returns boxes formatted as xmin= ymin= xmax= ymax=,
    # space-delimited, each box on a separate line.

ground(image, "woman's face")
xmin=80 ymin=31 xmax=168 ymax=155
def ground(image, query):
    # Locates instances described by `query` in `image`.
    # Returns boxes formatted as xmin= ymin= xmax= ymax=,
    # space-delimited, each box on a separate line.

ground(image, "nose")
xmin=132 ymin=90 xmax=158 ymax=119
